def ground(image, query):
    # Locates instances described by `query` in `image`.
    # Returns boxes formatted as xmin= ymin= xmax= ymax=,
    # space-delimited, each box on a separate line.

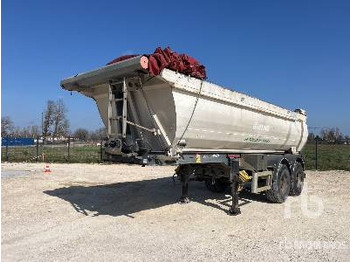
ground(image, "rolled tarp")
xmin=107 ymin=46 xmax=207 ymax=80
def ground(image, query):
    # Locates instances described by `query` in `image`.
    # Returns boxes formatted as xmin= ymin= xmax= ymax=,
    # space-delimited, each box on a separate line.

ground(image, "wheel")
xmin=290 ymin=162 xmax=305 ymax=196
xmin=205 ymin=178 xmax=228 ymax=193
xmin=266 ymin=164 xmax=291 ymax=203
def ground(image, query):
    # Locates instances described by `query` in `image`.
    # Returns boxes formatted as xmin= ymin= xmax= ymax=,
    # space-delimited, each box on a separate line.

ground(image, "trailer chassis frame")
xmin=175 ymin=151 xmax=305 ymax=215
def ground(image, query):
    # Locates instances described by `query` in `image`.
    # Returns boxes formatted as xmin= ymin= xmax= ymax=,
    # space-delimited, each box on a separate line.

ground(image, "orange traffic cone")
xmin=44 ymin=164 xmax=51 ymax=173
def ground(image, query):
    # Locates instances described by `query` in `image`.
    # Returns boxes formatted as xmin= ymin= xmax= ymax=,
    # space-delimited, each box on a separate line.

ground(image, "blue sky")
xmin=2 ymin=0 xmax=350 ymax=134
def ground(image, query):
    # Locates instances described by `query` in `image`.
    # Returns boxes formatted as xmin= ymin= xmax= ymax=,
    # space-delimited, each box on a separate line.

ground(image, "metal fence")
xmin=1 ymin=137 xmax=349 ymax=170
xmin=302 ymin=142 xmax=350 ymax=171
xmin=1 ymin=137 xmax=103 ymax=163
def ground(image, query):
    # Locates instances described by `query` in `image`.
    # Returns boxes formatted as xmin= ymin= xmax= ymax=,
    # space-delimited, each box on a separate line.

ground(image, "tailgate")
xmin=60 ymin=55 xmax=149 ymax=91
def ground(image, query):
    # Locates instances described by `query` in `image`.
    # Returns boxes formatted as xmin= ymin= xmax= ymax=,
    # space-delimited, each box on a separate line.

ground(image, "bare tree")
xmin=11 ymin=126 xmax=22 ymax=137
xmin=2 ymin=116 xmax=49 ymax=138
xmin=320 ymin=127 xmax=344 ymax=144
xmin=52 ymin=99 xmax=70 ymax=138
xmin=43 ymin=100 xmax=55 ymax=141
xmin=321 ymin=128 xmax=334 ymax=143
xmin=89 ymin=127 xmax=107 ymax=141
xmin=74 ymin=128 xmax=89 ymax=141
xmin=334 ymin=127 xmax=343 ymax=144
xmin=57 ymin=119 xmax=70 ymax=138
xmin=30 ymin=125 xmax=40 ymax=138
xmin=1 ymin=116 xmax=14 ymax=136
xmin=307 ymin=132 xmax=315 ymax=142
xmin=345 ymin=135 xmax=350 ymax=145
xmin=21 ymin=126 xmax=31 ymax=137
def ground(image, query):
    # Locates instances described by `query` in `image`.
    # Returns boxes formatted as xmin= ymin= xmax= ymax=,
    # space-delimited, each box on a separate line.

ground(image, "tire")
xmin=205 ymin=178 xmax=228 ymax=193
xmin=266 ymin=164 xmax=291 ymax=203
xmin=290 ymin=162 xmax=305 ymax=196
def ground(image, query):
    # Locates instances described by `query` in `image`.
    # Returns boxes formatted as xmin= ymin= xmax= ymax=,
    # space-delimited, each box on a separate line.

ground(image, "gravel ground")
xmin=1 ymin=163 xmax=350 ymax=261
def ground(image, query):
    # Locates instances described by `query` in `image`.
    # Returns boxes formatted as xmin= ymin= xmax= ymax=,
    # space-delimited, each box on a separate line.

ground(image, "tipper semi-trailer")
xmin=61 ymin=55 xmax=308 ymax=215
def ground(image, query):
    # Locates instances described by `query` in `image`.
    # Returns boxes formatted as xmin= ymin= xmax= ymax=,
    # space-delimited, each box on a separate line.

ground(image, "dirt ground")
xmin=1 ymin=163 xmax=350 ymax=261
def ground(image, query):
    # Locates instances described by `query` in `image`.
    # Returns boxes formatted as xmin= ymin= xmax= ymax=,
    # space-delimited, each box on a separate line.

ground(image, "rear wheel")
xmin=290 ymin=162 xmax=305 ymax=196
xmin=266 ymin=164 xmax=291 ymax=203
xmin=205 ymin=178 xmax=228 ymax=193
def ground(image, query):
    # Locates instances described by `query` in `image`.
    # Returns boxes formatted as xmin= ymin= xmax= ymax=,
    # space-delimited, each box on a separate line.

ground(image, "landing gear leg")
xmin=179 ymin=172 xmax=190 ymax=204
xmin=229 ymin=158 xmax=241 ymax=215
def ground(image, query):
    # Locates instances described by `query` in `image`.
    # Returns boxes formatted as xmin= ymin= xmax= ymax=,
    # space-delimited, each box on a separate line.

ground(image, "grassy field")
xmin=302 ymin=143 xmax=350 ymax=171
xmin=1 ymin=143 xmax=350 ymax=171
xmin=1 ymin=144 xmax=101 ymax=163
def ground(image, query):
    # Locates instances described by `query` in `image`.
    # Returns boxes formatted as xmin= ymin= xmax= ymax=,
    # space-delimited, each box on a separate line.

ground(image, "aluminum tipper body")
xmin=61 ymin=55 xmax=308 ymax=215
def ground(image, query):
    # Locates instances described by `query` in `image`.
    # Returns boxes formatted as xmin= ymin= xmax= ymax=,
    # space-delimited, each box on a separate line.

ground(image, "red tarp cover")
xmin=107 ymin=47 xmax=206 ymax=80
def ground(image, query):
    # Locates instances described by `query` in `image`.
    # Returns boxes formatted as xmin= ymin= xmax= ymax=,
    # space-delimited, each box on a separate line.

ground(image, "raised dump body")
xmin=61 ymin=55 xmax=308 ymax=215
xmin=61 ymin=55 xmax=308 ymax=158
